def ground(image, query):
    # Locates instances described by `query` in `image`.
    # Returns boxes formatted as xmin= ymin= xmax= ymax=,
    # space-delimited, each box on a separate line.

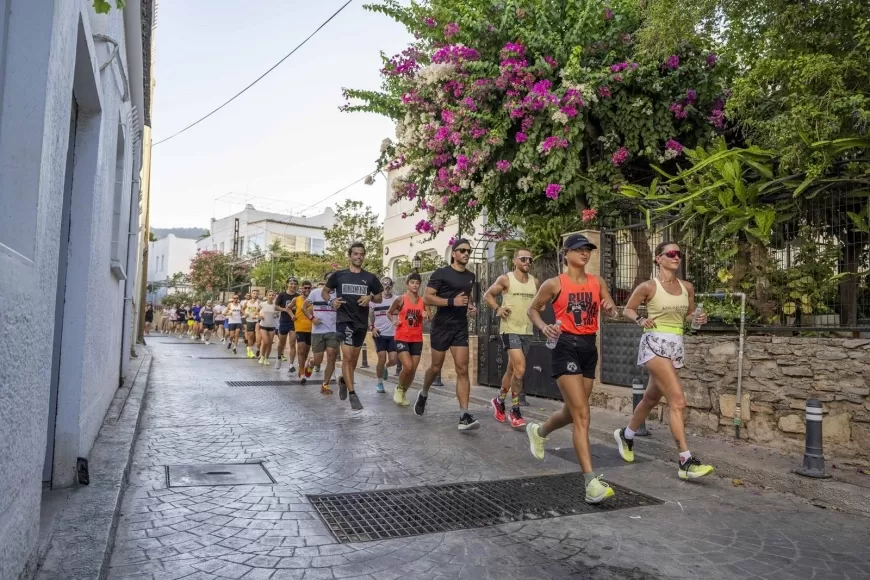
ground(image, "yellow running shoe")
xmin=393 ymin=387 xmax=405 ymax=406
xmin=321 ymin=384 xmax=333 ymax=395
xmin=526 ymin=423 xmax=547 ymax=460
xmin=401 ymin=390 xmax=410 ymax=406
xmin=678 ymin=456 xmax=714 ymax=480
xmin=258 ymin=356 xmax=264 ymax=365
xmin=247 ymin=348 xmax=255 ymax=359
xmin=614 ymin=428 xmax=635 ymax=463
xmin=585 ymin=476 xmax=615 ymax=504
xmin=263 ymin=358 xmax=271 ymax=366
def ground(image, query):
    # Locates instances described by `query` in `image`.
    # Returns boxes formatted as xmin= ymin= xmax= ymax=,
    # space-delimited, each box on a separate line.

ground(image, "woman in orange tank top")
xmin=387 ymin=273 xmax=428 ymax=407
xmin=525 ymin=234 xmax=619 ymax=505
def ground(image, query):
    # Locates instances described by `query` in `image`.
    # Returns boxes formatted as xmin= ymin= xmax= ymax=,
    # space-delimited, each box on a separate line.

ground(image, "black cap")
xmin=451 ymin=238 xmax=471 ymax=250
xmin=287 ymin=276 xmax=298 ymax=283
xmin=563 ymin=233 xmax=597 ymax=251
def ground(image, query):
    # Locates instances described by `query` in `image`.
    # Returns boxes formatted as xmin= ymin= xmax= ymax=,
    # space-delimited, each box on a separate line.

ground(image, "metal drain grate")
xmin=198 ymin=356 xmax=254 ymax=360
xmin=308 ymin=472 xmax=662 ymax=543
xmin=226 ymin=380 xmax=296 ymax=387
xmin=159 ymin=341 xmax=208 ymax=345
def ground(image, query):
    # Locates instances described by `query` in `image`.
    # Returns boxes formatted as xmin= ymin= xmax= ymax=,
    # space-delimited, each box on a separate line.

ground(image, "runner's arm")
xmin=527 ymin=278 xmax=559 ymax=335
xmin=595 ymin=275 xmax=618 ymax=317
xmin=387 ymin=296 xmax=403 ymax=324
xmin=423 ymin=286 xmax=450 ymax=307
xmin=623 ymin=281 xmax=655 ymax=329
xmin=483 ymin=275 xmax=509 ymax=311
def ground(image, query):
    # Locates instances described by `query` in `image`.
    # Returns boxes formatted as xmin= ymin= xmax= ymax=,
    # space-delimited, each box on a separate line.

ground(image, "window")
xmin=237 ymin=237 xmax=245 ymax=256
xmin=110 ymin=121 xmax=130 ymax=278
xmin=219 ymin=242 xmax=224 ymax=253
xmin=247 ymin=232 xmax=265 ymax=254
xmin=310 ymin=238 xmax=325 ymax=255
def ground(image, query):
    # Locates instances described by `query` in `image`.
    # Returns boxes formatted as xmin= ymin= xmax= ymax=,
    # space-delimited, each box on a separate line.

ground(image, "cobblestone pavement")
xmin=107 ymin=340 xmax=870 ymax=580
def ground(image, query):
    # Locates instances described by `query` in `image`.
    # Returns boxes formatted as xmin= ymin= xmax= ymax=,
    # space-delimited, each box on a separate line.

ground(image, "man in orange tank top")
xmin=525 ymin=234 xmax=619 ymax=504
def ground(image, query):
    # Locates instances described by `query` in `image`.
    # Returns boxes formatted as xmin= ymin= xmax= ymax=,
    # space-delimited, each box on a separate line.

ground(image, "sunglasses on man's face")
xmin=517 ymin=256 xmax=533 ymax=263
xmin=302 ymin=286 xmax=312 ymax=290
xmin=660 ymin=250 xmax=683 ymax=259
xmin=454 ymin=247 xmax=471 ymax=255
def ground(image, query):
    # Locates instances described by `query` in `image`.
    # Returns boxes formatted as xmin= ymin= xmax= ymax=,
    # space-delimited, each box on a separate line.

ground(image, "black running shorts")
xmin=430 ymin=324 xmax=469 ymax=351
xmin=296 ymin=332 xmax=312 ymax=345
xmin=395 ymin=340 xmax=423 ymax=356
xmin=337 ymin=322 xmax=366 ymax=348
xmin=550 ymin=333 xmax=598 ymax=379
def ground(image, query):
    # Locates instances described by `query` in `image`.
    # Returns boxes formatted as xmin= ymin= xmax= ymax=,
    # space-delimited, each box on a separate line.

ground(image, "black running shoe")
xmin=349 ymin=392 xmax=363 ymax=410
xmin=226 ymin=341 xmax=232 ymax=350
xmin=232 ymin=346 xmax=237 ymax=355
xmin=289 ymin=365 xmax=297 ymax=374
xmin=414 ymin=392 xmax=428 ymax=417
xmin=458 ymin=413 xmax=480 ymax=431
xmin=256 ymin=350 xmax=260 ymax=358
xmin=339 ymin=376 xmax=348 ymax=400
xmin=300 ymin=377 xmax=307 ymax=386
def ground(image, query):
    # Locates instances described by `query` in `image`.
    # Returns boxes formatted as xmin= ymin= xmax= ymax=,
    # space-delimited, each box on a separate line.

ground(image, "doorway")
xmin=44 ymin=97 xmax=77 ymax=484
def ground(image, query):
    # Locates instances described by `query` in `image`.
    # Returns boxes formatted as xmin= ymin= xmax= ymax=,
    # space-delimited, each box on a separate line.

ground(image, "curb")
xmin=357 ymin=368 xmax=870 ymax=517
xmin=36 ymin=346 xmax=153 ymax=580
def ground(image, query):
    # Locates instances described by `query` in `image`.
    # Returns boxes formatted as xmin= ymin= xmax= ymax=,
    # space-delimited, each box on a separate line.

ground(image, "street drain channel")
xmin=225 ymin=380 xmax=297 ymax=387
xmin=166 ymin=463 xmax=275 ymax=487
xmin=308 ymin=472 xmax=662 ymax=543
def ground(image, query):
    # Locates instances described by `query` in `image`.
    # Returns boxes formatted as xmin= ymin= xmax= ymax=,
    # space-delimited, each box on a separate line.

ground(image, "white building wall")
xmin=382 ymin=170 xmax=485 ymax=277
xmin=0 ymin=1 xmax=144 ymax=577
xmin=197 ymin=206 xmax=334 ymax=256
xmin=147 ymin=234 xmax=198 ymax=282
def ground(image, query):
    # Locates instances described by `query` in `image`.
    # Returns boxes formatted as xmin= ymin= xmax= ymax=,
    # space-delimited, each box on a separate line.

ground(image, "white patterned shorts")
xmin=637 ymin=332 xmax=685 ymax=369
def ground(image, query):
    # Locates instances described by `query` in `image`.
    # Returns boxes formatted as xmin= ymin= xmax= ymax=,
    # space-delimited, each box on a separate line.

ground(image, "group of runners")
xmin=154 ymin=235 xmax=713 ymax=504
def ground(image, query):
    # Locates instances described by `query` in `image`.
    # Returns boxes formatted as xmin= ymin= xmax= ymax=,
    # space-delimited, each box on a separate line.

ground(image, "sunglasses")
xmin=454 ymin=248 xmax=471 ymax=255
xmin=517 ymin=256 xmax=533 ymax=263
xmin=660 ymin=250 xmax=683 ymax=259
xmin=302 ymin=286 xmax=312 ymax=290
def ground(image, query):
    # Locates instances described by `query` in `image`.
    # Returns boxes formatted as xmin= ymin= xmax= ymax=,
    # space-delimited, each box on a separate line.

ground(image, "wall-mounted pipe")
xmin=696 ymin=292 xmax=747 ymax=439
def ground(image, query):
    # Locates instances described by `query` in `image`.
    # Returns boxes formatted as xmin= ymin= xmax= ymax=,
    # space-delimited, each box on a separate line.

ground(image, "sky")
xmin=149 ymin=0 xmax=413 ymax=228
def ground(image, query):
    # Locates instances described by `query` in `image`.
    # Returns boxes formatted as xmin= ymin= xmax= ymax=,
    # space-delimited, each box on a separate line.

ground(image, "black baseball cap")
xmin=287 ymin=276 xmax=298 ymax=283
xmin=563 ymin=233 xmax=597 ymax=251
xmin=451 ymin=238 xmax=471 ymax=250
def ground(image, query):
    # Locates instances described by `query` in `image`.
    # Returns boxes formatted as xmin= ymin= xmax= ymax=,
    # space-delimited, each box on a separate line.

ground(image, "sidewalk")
xmin=359 ymin=367 xmax=870 ymax=517
xmin=101 ymin=339 xmax=870 ymax=580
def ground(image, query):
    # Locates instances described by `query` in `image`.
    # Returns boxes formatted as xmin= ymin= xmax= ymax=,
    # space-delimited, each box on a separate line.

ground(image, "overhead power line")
xmin=153 ymin=0 xmax=354 ymax=147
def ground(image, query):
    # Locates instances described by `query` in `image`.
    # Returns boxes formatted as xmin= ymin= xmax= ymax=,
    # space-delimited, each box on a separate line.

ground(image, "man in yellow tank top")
xmin=483 ymin=248 xmax=540 ymax=428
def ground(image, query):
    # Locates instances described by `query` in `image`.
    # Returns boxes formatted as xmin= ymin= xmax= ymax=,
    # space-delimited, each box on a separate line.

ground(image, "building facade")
xmin=0 ymin=1 xmax=149 ymax=577
xmin=146 ymin=234 xmax=198 ymax=301
xmin=197 ymin=205 xmax=334 ymax=257
xmin=382 ymin=170 xmax=487 ymax=277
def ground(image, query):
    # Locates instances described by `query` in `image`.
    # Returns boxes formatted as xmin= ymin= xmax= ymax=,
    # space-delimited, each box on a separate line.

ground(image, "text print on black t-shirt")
xmin=326 ymin=269 xmax=384 ymax=328
xmin=341 ymin=284 xmax=369 ymax=296
xmin=568 ymin=291 xmax=598 ymax=326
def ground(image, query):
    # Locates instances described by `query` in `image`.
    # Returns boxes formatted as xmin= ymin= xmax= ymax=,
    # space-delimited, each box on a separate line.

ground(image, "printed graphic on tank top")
xmin=554 ymin=274 xmax=601 ymax=335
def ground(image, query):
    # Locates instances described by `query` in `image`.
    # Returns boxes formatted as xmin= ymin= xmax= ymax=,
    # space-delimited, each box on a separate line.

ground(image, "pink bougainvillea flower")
xmin=543 ymin=55 xmax=558 ymax=67
xmin=560 ymin=106 xmax=578 ymax=117
xmin=502 ymin=42 xmax=526 ymax=57
xmin=686 ymin=89 xmax=697 ymax=103
xmin=496 ymin=160 xmax=511 ymax=172
xmin=582 ymin=208 xmax=598 ymax=222
xmin=467 ymin=199 xmax=479 ymax=207
xmin=515 ymin=132 xmax=527 ymax=143
xmin=423 ymin=16 xmax=436 ymax=27
xmin=541 ymin=136 xmax=569 ymax=153
xmin=669 ymin=102 xmax=688 ymax=119
xmin=462 ymin=97 xmax=477 ymax=111
xmin=444 ymin=22 xmax=459 ymax=38
xmin=664 ymin=55 xmax=680 ymax=70
xmin=709 ymin=108 xmax=725 ymax=128
xmin=545 ymin=183 xmax=562 ymax=200
xmin=598 ymin=86 xmax=612 ymax=98
xmin=707 ymin=53 xmax=718 ymax=67
xmin=613 ymin=74 xmax=623 ymax=83
xmin=665 ymin=139 xmax=683 ymax=154
xmin=604 ymin=8 xmax=614 ymax=20
xmin=611 ymin=147 xmax=629 ymax=166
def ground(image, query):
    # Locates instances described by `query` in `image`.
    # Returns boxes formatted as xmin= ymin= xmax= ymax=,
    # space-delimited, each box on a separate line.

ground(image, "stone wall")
xmin=676 ymin=336 xmax=870 ymax=464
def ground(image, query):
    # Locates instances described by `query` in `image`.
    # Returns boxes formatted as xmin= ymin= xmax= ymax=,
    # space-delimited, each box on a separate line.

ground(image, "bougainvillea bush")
xmin=343 ymin=0 xmax=729 ymax=234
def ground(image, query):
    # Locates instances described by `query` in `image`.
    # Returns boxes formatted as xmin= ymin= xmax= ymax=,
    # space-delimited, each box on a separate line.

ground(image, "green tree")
xmin=188 ymin=251 xmax=250 ymax=296
xmin=393 ymin=254 xmax=445 ymax=277
xmin=250 ymin=241 xmax=338 ymax=289
xmin=343 ymin=0 xmax=728 ymax=232
xmin=324 ymin=199 xmax=384 ymax=273
xmin=638 ymin=0 xmax=870 ymax=174
xmin=148 ymin=231 xmax=157 ymax=242
xmin=93 ymin=0 xmax=126 ymax=13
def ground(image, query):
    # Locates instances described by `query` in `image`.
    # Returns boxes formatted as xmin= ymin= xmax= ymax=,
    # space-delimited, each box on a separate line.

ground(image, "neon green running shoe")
xmin=678 ymin=456 xmax=714 ymax=480
xmin=526 ymin=423 xmax=547 ymax=460
xmin=585 ymin=476 xmax=615 ymax=504
xmin=614 ymin=428 xmax=635 ymax=463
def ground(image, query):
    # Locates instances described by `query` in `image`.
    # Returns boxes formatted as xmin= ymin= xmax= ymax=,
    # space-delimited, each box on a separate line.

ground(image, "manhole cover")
xmin=167 ymin=463 xmax=275 ymax=487
xmin=225 ymin=380 xmax=297 ymax=387
xmin=308 ymin=472 xmax=662 ymax=543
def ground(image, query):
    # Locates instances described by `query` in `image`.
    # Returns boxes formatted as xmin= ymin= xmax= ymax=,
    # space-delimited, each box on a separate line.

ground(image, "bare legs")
xmin=628 ymin=357 xmax=689 ymax=452
xmin=540 ymin=375 xmax=595 ymax=473
xmin=341 ymin=344 xmax=362 ymax=393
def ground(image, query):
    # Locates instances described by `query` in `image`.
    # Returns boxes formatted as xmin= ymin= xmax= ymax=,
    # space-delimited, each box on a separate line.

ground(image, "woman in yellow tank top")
xmin=616 ymin=241 xmax=715 ymax=482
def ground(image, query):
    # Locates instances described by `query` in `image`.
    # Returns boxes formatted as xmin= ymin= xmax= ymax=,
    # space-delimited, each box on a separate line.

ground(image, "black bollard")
xmin=795 ymin=399 xmax=831 ymax=479
xmin=632 ymin=377 xmax=651 ymax=436
xmin=433 ymin=372 xmax=444 ymax=387
xmin=360 ymin=344 xmax=369 ymax=368
xmin=518 ymin=392 xmax=529 ymax=407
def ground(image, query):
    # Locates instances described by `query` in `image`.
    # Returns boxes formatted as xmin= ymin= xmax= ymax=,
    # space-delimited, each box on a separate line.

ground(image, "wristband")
xmin=448 ymin=297 xmax=454 ymax=307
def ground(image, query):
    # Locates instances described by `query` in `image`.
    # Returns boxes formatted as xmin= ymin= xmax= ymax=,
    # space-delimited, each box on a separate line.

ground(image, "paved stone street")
xmin=108 ymin=340 xmax=870 ymax=580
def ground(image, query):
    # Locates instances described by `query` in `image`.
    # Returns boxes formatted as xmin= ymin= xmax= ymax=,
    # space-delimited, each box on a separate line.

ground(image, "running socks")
xmin=498 ymin=389 xmax=508 ymax=402
xmin=679 ymin=450 xmax=692 ymax=463
xmin=624 ymin=426 xmax=636 ymax=440
xmin=511 ymin=395 xmax=520 ymax=408
xmin=583 ymin=472 xmax=596 ymax=486
xmin=460 ymin=407 xmax=468 ymax=420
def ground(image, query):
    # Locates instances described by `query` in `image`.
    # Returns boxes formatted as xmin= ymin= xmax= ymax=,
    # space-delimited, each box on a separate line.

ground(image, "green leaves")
xmin=92 ymin=0 xmax=126 ymax=14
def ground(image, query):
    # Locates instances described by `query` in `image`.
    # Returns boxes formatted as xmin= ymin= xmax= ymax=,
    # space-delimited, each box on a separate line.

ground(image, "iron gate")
xmin=475 ymin=256 xmax=560 ymax=393
xmin=599 ymin=216 xmax=675 ymax=387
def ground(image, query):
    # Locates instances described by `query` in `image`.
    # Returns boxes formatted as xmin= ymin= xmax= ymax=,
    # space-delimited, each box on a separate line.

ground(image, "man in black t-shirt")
xmin=176 ymin=304 xmax=189 ymax=337
xmin=417 ymin=239 xmax=480 ymax=431
xmin=323 ymin=242 xmax=383 ymax=410
xmin=275 ymin=277 xmax=299 ymax=370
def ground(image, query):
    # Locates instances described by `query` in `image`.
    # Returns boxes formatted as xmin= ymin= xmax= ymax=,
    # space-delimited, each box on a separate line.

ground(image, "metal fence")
xmin=600 ymin=191 xmax=870 ymax=332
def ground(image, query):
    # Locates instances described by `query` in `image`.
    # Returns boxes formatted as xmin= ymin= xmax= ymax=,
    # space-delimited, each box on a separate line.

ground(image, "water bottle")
xmin=545 ymin=320 xmax=563 ymax=349
xmin=690 ymin=304 xmax=704 ymax=332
